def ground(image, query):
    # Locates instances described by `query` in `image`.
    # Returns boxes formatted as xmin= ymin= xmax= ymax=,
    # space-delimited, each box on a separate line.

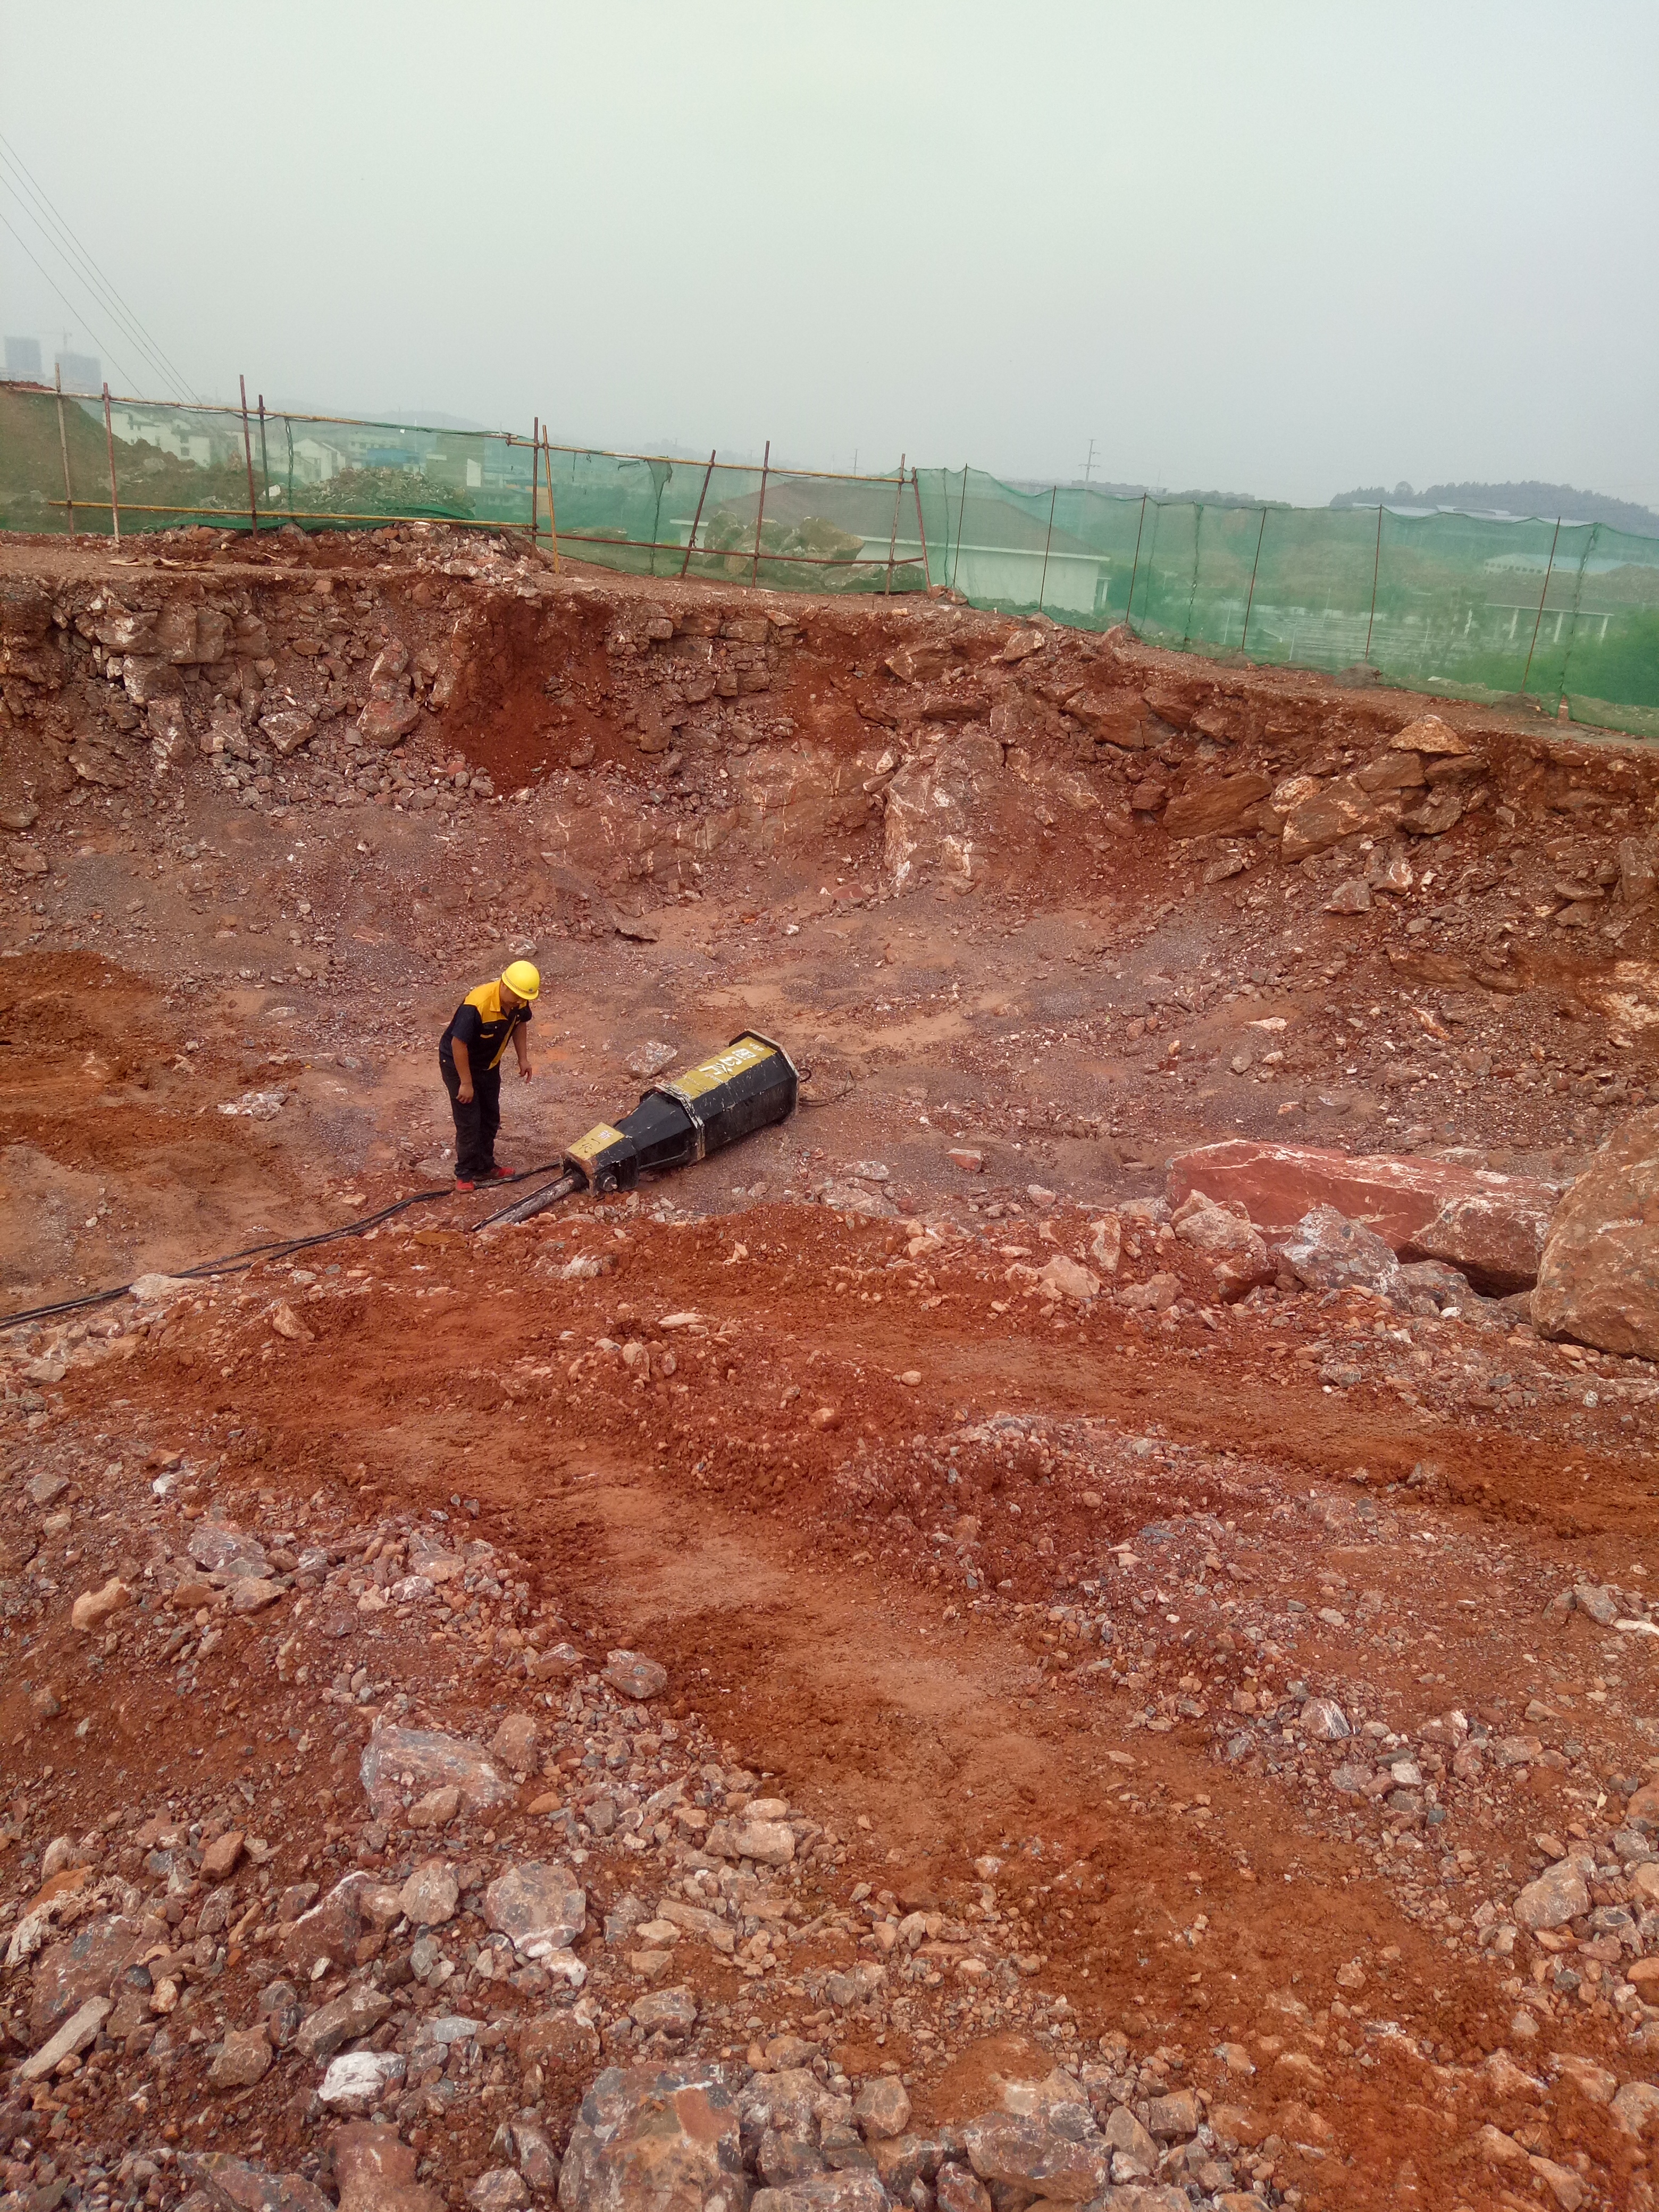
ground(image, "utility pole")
xmin=1081 ymin=437 xmax=1099 ymax=487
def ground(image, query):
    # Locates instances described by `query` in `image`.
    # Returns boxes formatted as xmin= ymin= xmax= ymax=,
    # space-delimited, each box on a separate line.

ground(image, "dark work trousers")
xmin=440 ymin=1051 xmax=501 ymax=1180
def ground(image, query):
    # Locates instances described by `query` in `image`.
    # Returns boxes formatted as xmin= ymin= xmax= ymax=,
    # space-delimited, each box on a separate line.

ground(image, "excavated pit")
xmin=4 ymin=525 xmax=1659 ymax=2212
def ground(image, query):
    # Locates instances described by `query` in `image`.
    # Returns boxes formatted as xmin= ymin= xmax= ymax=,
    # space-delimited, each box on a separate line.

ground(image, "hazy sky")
xmin=4 ymin=2 xmax=1657 ymax=506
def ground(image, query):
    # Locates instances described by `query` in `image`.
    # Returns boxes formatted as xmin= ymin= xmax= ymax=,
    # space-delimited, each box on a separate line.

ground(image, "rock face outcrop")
xmin=883 ymin=733 xmax=1007 ymax=893
xmin=1534 ymin=1108 xmax=1659 ymax=1356
xmin=1166 ymin=1140 xmax=1560 ymax=1294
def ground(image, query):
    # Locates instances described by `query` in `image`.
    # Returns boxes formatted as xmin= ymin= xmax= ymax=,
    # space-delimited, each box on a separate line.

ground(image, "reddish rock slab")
xmin=1534 ymin=1108 xmax=1659 ymax=1357
xmin=28 ymin=1915 xmax=145 ymax=2039
xmin=1166 ymin=1140 xmax=1559 ymax=1295
xmin=1163 ymin=772 xmax=1272 ymax=839
xmin=332 ymin=2123 xmax=447 ymax=2212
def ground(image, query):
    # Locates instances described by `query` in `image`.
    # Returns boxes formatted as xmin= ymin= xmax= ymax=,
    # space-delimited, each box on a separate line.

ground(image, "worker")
xmin=439 ymin=960 xmax=539 ymax=1189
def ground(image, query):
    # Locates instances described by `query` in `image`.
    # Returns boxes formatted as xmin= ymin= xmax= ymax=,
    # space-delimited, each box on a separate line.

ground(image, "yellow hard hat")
xmin=501 ymin=959 xmax=541 ymax=1001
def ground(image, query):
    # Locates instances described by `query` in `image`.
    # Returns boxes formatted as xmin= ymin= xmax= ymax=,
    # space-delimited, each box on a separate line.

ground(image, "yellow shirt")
xmin=441 ymin=982 xmax=531 ymax=1072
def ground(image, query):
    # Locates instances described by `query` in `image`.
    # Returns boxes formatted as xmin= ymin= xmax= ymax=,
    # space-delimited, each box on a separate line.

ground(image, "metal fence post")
xmin=531 ymin=417 xmax=539 ymax=541
xmin=751 ymin=440 xmax=770 ymax=585
xmin=239 ymin=375 xmax=259 ymax=535
xmin=102 ymin=382 xmax=120 ymax=545
xmin=680 ymin=449 xmax=717 ymax=577
xmin=54 ymin=365 xmax=76 ymax=542
xmin=1239 ymin=506 xmax=1268 ymax=658
xmin=884 ymin=454 xmax=906 ymax=594
xmin=1037 ymin=484 xmax=1058 ymax=611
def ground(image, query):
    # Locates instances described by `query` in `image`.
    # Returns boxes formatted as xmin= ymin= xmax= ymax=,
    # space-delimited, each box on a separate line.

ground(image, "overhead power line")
xmin=0 ymin=209 xmax=146 ymax=395
xmin=0 ymin=131 xmax=198 ymax=401
xmin=0 ymin=133 xmax=195 ymax=398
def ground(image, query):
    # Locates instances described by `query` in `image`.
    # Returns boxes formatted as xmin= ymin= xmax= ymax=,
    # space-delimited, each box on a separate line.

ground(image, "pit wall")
xmin=2 ymin=538 xmax=1657 ymax=929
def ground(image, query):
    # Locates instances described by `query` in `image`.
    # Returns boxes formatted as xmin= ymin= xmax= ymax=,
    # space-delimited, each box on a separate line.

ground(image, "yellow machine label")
xmin=674 ymin=1035 xmax=775 ymax=1101
xmin=567 ymin=1122 xmax=625 ymax=1163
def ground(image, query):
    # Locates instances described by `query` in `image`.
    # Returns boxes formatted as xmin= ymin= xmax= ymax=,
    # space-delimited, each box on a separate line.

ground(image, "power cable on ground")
xmin=0 ymin=1159 xmax=575 ymax=1335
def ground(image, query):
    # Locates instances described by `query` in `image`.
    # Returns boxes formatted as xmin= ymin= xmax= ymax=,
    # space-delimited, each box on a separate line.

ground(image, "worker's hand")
xmin=519 ymin=1061 xmax=534 ymax=1084
xmin=457 ymin=1082 xmax=474 ymax=1105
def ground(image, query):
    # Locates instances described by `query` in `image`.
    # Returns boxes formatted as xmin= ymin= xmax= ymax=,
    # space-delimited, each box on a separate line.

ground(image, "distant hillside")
xmin=1331 ymin=479 xmax=1659 ymax=538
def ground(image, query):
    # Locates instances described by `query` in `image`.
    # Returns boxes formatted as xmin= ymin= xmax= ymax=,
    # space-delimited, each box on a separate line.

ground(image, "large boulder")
xmin=1170 ymin=1189 xmax=1273 ymax=1299
xmin=1278 ymin=774 xmax=1401 ymax=860
xmin=28 ymin=1914 xmax=145 ymax=2038
xmin=557 ymin=2065 xmax=749 ymax=2211
xmin=485 ymin=1862 xmax=586 ymax=1960
xmin=332 ymin=2124 xmax=447 ymax=2212
xmin=359 ymin=1723 xmax=513 ymax=1820
xmin=1162 ymin=770 xmax=1272 ymax=838
xmin=181 ymin=2157 xmax=332 ymax=2212
xmin=1534 ymin=1109 xmax=1659 ymax=1357
xmin=1166 ymin=1140 xmax=1559 ymax=1295
xmin=1280 ymin=1205 xmax=1402 ymax=1297
xmin=961 ymin=2113 xmax=1110 ymax=2200
xmin=1512 ymin=1853 xmax=1592 ymax=1932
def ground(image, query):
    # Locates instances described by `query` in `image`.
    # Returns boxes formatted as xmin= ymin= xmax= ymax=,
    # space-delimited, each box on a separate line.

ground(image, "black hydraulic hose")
xmin=0 ymin=1158 xmax=570 ymax=1334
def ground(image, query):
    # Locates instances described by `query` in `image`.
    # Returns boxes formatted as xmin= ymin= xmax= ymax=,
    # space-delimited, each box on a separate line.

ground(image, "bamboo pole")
xmin=1522 ymin=516 xmax=1563 ymax=694
xmin=542 ymin=433 xmax=560 ymax=573
xmin=680 ymin=449 xmax=717 ymax=577
xmin=951 ymin=464 xmax=969 ymax=590
xmin=750 ymin=440 xmax=770 ymax=586
xmin=1239 ymin=506 xmax=1268 ymax=657
xmin=1037 ymin=484 xmax=1058 ymax=611
xmin=1554 ymin=521 xmax=1594 ymax=720
xmin=257 ymin=394 xmax=270 ymax=504
xmin=239 ymin=374 xmax=259 ymax=536
xmin=102 ymin=382 xmax=120 ymax=545
xmin=1126 ymin=491 xmax=1148 ymax=631
xmin=1363 ymin=502 xmax=1384 ymax=664
xmin=530 ymin=416 xmax=539 ymax=540
xmin=911 ymin=469 xmax=931 ymax=588
xmin=54 ymin=365 xmax=76 ymax=542
xmin=884 ymin=454 xmax=906 ymax=594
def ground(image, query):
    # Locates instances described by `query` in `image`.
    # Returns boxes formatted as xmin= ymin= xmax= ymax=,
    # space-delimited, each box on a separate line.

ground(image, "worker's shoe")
xmin=487 ymin=1166 xmax=513 ymax=1182
xmin=454 ymin=1176 xmax=476 ymax=1192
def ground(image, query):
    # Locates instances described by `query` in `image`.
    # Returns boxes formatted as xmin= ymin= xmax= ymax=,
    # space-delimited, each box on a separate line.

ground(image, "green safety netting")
xmin=3 ymin=381 xmax=1654 ymax=738
xmin=539 ymin=448 xmax=924 ymax=593
xmin=916 ymin=465 xmax=1659 ymax=740
xmin=0 ymin=386 xmax=924 ymax=594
